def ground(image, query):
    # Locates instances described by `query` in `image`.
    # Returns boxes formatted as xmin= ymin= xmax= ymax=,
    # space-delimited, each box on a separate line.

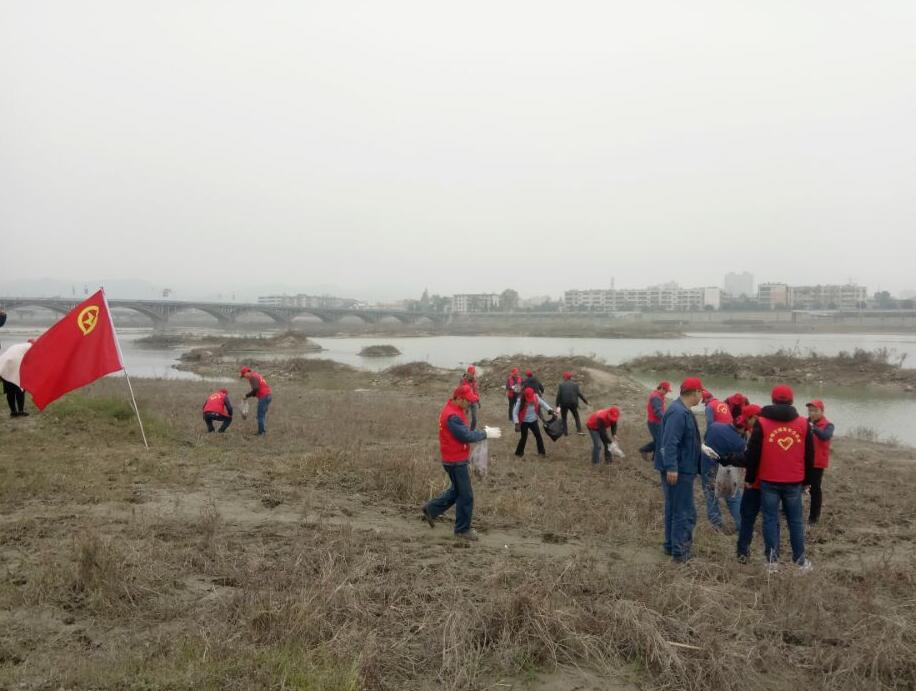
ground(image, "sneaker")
xmin=736 ymin=554 xmax=749 ymax=564
xmin=796 ymin=559 xmax=813 ymax=574
xmin=640 ymin=451 xmax=651 ymax=462
xmin=18 ymin=411 xmax=29 ymax=417
xmin=455 ymin=530 xmax=479 ymax=542
xmin=765 ymin=561 xmax=780 ymax=575
xmin=577 ymin=431 xmax=586 ymax=436
xmin=421 ymin=506 xmax=436 ymax=529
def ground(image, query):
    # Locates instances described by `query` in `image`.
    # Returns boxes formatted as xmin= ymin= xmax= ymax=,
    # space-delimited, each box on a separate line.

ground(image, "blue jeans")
xmin=736 ymin=487 xmax=773 ymax=558
xmin=660 ymin=471 xmax=697 ymax=560
xmin=639 ymin=421 xmax=661 ymax=454
xmin=425 ymin=462 xmax=474 ymax=534
xmin=256 ymin=395 xmax=272 ymax=434
xmin=203 ymin=412 xmax=232 ymax=433
xmin=701 ymin=456 xmax=742 ymax=530
xmin=589 ymin=429 xmax=610 ymax=464
xmin=760 ymin=481 xmax=806 ymax=564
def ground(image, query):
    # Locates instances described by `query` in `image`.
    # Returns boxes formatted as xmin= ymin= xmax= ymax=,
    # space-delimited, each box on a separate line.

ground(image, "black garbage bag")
xmin=542 ymin=414 xmax=564 ymax=442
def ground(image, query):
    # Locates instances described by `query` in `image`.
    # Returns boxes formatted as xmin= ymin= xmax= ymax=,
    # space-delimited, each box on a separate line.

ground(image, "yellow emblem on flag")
xmin=77 ymin=305 xmax=100 ymax=336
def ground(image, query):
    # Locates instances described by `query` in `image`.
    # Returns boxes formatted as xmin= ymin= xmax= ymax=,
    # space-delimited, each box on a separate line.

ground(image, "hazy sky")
xmin=2 ymin=1 xmax=914 ymax=301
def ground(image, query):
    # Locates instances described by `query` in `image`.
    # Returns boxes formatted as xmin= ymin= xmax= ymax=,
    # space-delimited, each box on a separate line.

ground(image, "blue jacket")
xmin=657 ymin=398 xmax=702 ymax=474
xmin=446 ymin=415 xmax=487 ymax=447
xmin=703 ymin=422 xmax=747 ymax=465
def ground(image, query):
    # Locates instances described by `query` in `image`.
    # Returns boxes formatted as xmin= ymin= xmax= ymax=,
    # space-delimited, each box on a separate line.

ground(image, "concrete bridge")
xmin=0 ymin=297 xmax=442 ymax=326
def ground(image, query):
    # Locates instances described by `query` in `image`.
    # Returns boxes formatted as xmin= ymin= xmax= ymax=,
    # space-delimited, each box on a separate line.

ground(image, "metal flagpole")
xmin=102 ymin=290 xmax=149 ymax=449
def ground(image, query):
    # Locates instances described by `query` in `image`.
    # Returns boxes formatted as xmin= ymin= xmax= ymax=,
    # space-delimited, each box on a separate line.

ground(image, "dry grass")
xmin=1 ymin=368 xmax=915 ymax=689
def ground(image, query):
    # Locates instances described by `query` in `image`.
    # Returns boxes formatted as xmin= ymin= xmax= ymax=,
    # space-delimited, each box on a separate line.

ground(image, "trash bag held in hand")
xmin=608 ymin=440 xmax=626 ymax=458
xmin=241 ymin=399 xmax=250 ymax=420
xmin=542 ymin=414 xmax=564 ymax=442
xmin=715 ymin=464 xmax=743 ymax=499
xmin=470 ymin=440 xmax=489 ymax=479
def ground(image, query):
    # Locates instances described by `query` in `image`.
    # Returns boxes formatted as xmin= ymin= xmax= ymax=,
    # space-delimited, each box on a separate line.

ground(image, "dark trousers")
xmin=203 ymin=412 xmax=232 ymax=433
xmin=515 ymin=421 xmax=545 ymax=456
xmin=588 ymin=429 xmax=610 ymax=464
xmin=507 ymin=396 xmax=516 ymax=421
xmin=736 ymin=487 xmax=772 ymax=558
xmin=425 ymin=462 xmax=473 ymax=534
xmin=808 ymin=468 xmax=825 ymax=524
xmin=639 ymin=421 xmax=661 ymax=455
xmin=3 ymin=380 xmax=25 ymax=415
xmin=560 ymin=405 xmax=582 ymax=434
xmin=660 ymin=471 xmax=697 ymax=561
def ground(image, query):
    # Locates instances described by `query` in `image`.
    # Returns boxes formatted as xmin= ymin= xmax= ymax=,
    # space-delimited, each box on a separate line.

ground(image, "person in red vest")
xmin=512 ymin=386 xmax=555 ymax=457
xmin=705 ymin=392 xmax=734 ymax=426
xmin=505 ymin=367 xmax=523 ymax=422
xmin=805 ymin=399 xmax=834 ymax=526
xmin=745 ymin=384 xmax=815 ymax=572
xmin=587 ymin=406 xmax=620 ymax=465
xmin=460 ymin=365 xmax=481 ymax=430
xmin=240 ymin=366 xmax=272 ymax=435
xmin=639 ymin=381 xmax=670 ymax=462
xmin=422 ymin=384 xmax=499 ymax=542
xmin=202 ymin=387 xmax=233 ymax=433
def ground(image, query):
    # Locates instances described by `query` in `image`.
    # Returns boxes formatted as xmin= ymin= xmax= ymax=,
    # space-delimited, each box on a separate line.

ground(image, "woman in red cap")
xmin=505 ymin=367 xmax=523 ymax=422
xmin=638 ymin=381 xmax=671 ymax=462
xmin=586 ymin=406 xmax=620 ymax=465
xmin=460 ymin=365 xmax=480 ymax=430
xmin=805 ymin=399 xmax=834 ymax=526
xmin=422 ymin=384 xmax=497 ymax=542
xmin=512 ymin=386 xmax=555 ymax=458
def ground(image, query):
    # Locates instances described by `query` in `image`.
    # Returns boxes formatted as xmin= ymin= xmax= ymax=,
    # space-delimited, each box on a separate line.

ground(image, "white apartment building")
xmin=451 ymin=293 xmax=501 ymax=313
xmin=564 ymin=286 xmax=721 ymax=312
xmin=789 ymin=284 xmax=867 ymax=310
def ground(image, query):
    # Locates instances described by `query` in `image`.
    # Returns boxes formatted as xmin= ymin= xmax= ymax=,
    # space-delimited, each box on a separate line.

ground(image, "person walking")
xmin=586 ymin=406 xmax=620 ymax=465
xmin=422 ymin=384 xmax=500 ymax=541
xmin=505 ymin=367 xmax=523 ymax=422
xmin=555 ymin=371 xmax=589 ymax=435
xmin=745 ymin=385 xmax=815 ymax=572
xmin=460 ymin=365 xmax=481 ymax=430
xmin=202 ymin=387 xmax=234 ymax=433
xmin=657 ymin=377 xmax=704 ymax=563
xmin=240 ymin=366 xmax=272 ymax=435
xmin=639 ymin=381 xmax=670 ymax=461
xmin=805 ymin=399 xmax=834 ymax=526
xmin=512 ymin=386 xmax=554 ymax=458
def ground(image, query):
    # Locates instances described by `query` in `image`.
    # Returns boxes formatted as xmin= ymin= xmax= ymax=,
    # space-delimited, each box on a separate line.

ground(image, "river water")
xmin=2 ymin=327 xmax=915 ymax=446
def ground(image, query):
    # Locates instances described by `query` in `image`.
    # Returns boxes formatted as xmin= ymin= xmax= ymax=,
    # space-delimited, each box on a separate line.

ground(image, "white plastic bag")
xmin=608 ymin=440 xmax=626 ymax=458
xmin=715 ymin=464 xmax=743 ymax=499
xmin=470 ymin=440 xmax=489 ymax=479
xmin=241 ymin=399 xmax=250 ymax=420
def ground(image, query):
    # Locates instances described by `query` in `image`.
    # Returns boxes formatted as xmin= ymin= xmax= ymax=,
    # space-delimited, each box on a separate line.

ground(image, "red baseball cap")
xmin=680 ymin=377 xmax=703 ymax=393
xmin=525 ymin=369 xmax=533 ymax=376
xmin=742 ymin=404 xmax=762 ymax=418
xmin=453 ymin=384 xmax=477 ymax=402
xmin=771 ymin=384 xmax=794 ymax=404
xmin=607 ymin=406 xmax=621 ymax=422
xmin=659 ymin=381 xmax=672 ymax=392
xmin=806 ymin=399 xmax=825 ymax=411
xmin=467 ymin=365 xmax=476 ymax=374
xmin=239 ymin=366 xmax=251 ymax=376
xmin=511 ymin=367 xmax=519 ymax=375
xmin=563 ymin=371 xmax=572 ymax=380
xmin=701 ymin=389 xmax=713 ymax=402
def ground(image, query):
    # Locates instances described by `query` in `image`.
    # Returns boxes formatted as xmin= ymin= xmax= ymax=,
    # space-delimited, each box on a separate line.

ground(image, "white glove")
xmin=484 ymin=426 xmax=502 ymax=439
xmin=701 ymin=443 xmax=720 ymax=460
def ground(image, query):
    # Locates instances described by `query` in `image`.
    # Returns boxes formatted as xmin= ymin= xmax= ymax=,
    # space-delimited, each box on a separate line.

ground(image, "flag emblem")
xmin=78 ymin=305 xmax=100 ymax=335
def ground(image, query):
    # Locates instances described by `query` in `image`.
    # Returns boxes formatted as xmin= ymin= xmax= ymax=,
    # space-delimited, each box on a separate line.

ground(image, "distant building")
xmin=257 ymin=294 xmax=363 ymax=309
xmin=451 ymin=293 xmax=501 ymax=313
xmin=724 ymin=272 xmax=755 ymax=298
xmin=564 ymin=285 xmax=720 ymax=312
xmin=789 ymin=284 xmax=867 ymax=311
xmin=757 ymin=283 xmax=790 ymax=309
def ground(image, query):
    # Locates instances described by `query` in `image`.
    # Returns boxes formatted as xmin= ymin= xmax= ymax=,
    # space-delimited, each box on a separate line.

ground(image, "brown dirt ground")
xmin=1 ymin=357 xmax=915 ymax=689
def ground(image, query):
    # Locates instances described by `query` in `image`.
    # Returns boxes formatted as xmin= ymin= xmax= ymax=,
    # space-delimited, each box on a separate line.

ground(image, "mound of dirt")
xmin=475 ymin=354 xmax=613 ymax=393
xmin=622 ymin=349 xmax=916 ymax=390
xmin=359 ymin=345 xmax=402 ymax=357
xmin=382 ymin=361 xmax=452 ymax=385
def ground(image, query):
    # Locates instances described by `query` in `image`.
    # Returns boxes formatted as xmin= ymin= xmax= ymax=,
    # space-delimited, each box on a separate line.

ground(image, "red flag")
xmin=20 ymin=289 xmax=124 ymax=410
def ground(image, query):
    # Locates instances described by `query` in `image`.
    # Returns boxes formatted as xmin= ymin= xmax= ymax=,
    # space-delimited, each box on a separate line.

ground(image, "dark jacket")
xmin=521 ymin=376 xmax=544 ymax=395
xmin=704 ymin=422 xmax=748 ymax=467
xmin=594 ymin=420 xmax=618 ymax=445
xmin=556 ymin=380 xmax=588 ymax=408
xmin=657 ymin=398 xmax=702 ymax=474
xmin=745 ymin=404 xmax=815 ymax=485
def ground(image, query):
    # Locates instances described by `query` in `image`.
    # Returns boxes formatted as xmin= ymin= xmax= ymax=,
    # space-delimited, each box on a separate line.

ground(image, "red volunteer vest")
xmin=506 ymin=375 xmax=522 ymax=398
xmin=812 ymin=417 xmax=832 ymax=469
xmin=587 ymin=409 xmax=614 ymax=431
xmin=757 ymin=416 xmax=808 ymax=483
xmin=250 ymin=371 xmax=272 ymax=398
xmin=646 ymin=390 xmax=666 ymax=423
xmin=439 ymin=400 xmax=471 ymax=463
xmin=708 ymin=399 xmax=733 ymax=423
xmin=203 ymin=391 xmax=229 ymax=416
